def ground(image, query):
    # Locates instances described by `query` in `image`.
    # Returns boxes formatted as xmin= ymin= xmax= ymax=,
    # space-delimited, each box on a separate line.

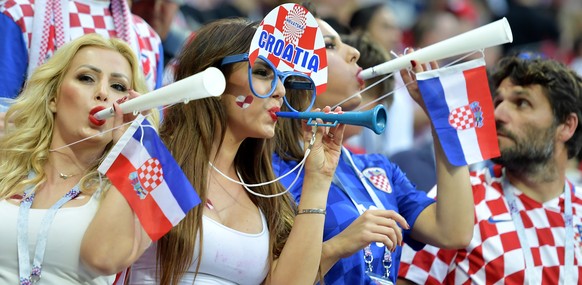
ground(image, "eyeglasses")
xmin=220 ymin=53 xmax=316 ymax=112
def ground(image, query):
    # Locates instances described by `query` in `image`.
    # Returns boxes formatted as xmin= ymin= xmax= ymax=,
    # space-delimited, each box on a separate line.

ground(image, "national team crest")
xmin=362 ymin=167 xmax=392 ymax=193
xmin=129 ymin=158 xmax=164 ymax=199
xmin=448 ymin=101 xmax=484 ymax=130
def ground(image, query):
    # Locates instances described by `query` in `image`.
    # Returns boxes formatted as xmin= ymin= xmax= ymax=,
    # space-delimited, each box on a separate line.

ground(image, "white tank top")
xmin=0 ymin=195 xmax=115 ymax=284
xmin=129 ymin=211 xmax=270 ymax=285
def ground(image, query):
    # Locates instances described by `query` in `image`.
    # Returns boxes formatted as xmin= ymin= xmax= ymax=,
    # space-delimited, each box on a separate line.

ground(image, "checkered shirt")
xmin=398 ymin=165 xmax=582 ymax=285
xmin=1 ymin=0 xmax=162 ymax=91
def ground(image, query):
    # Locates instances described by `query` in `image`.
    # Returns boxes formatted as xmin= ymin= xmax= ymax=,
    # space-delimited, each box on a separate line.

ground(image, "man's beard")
xmin=491 ymin=122 xmax=556 ymax=175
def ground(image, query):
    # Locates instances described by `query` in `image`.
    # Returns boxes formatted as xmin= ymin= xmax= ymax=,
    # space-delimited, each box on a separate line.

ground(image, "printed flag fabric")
xmin=98 ymin=115 xmax=200 ymax=241
xmin=416 ymin=57 xmax=500 ymax=166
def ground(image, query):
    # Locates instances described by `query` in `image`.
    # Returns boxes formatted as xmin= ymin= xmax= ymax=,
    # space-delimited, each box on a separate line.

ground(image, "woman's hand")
xmin=111 ymin=90 xmax=143 ymax=143
xmin=301 ymin=106 xmax=345 ymax=178
xmin=329 ymin=209 xmax=409 ymax=257
xmin=319 ymin=209 xmax=411 ymax=276
xmin=399 ymin=48 xmax=440 ymax=111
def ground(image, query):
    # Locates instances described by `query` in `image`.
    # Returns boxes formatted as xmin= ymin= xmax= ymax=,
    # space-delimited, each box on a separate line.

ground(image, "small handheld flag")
xmin=98 ymin=115 xmax=200 ymax=240
xmin=417 ymin=57 xmax=500 ymax=166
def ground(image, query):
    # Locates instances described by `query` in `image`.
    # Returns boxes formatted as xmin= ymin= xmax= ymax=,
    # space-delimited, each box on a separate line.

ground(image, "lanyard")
xmin=502 ymin=170 xmax=575 ymax=285
xmin=17 ymin=184 xmax=81 ymax=285
xmin=339 ymin=147 xmax=386 ymax=210
xmin=332 ymin=147 xmax=393 ymax=282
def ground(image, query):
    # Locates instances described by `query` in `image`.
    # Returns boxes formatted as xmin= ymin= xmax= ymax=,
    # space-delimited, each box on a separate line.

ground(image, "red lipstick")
xmin=268 ymin=106 xmax=281 ymax=122
xmin=89 ymin=106 xmax=107 ymax=126
xmin=356 ymin=68 xmax=365 ymax=89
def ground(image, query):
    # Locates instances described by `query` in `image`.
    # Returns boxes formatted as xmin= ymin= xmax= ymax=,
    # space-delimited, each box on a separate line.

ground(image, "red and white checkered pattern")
xmin=137 ymin=158 xmax=164 ymax=191
xmin=362 ymin=167 xmax=392 ymax=193
xmin=449 ymin=105 xmax=477 ymax=130
xmin=398 ymin=165 xmax=582 ymax=285
xmin=1 ymin=0 xmax=161 ymax=91
xmin=249 ymin=3 xmax=327 ymax=96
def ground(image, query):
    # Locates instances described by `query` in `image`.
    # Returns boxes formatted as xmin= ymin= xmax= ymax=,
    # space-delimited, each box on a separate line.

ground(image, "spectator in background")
xmin=0 ymin=0 xmax=164 ymax=99
xmin=346 ymin=2 xmax=414 ymax=157
xmin=349 ymin=3 xmax=402 ymax=55
xmin=131 ymin=0 xmax=183 ymax=41
xmin=501 ymin=0 xmax=560 ymax=57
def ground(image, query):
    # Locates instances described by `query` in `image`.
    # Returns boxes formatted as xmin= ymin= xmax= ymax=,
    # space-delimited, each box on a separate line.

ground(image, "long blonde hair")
xmin=157 ymin=18 xmax=296 ymax=285
xmin=0 ymin=33 xmax=150 ymax=199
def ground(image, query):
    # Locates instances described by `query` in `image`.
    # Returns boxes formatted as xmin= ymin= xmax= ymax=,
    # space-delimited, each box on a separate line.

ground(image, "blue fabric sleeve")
xmin=0 ymin=13 xmax=27 ymax=99
xmin=366 ymin=153 xmax=436 ymax=250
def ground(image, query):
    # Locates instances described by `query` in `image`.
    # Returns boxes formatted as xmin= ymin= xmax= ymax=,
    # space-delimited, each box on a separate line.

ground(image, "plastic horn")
xmin=359 ymin=17 xmax=513 ymax=80
xmin=94 ymin=67 xmax=226 ymax=120
xmin=276 ymin=104 xmax=388 ymax=135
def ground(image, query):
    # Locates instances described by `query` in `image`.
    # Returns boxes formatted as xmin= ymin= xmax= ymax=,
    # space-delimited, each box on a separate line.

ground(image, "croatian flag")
xmin=417 ymin=57 xmax=500 ymax=166
xmin=98 ymin=115 xmax=200 ymax=241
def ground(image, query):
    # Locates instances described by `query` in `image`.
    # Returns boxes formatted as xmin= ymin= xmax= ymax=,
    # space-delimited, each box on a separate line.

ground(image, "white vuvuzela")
xmin=94 ymin=67 xmax=226 ymax=120
xmin=359 ymin=17 xmax=513 ymax=80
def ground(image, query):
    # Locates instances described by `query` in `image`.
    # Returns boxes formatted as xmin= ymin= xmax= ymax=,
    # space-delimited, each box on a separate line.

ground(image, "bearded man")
xmin=397 ymin=55 xmax=582 ymax=285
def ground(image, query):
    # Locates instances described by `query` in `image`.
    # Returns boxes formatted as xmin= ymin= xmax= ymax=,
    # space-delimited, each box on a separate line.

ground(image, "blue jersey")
xmin=272 ymin=149 xmax=435 ymax=285
xmin=0 ymin=12 xmax=27 ymax=99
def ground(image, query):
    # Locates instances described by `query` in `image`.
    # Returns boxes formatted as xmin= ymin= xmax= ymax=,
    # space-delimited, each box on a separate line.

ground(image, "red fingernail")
xmin=410 ymin=60 xmax=417 ymax=68
xmin=116 ymin=96 xmax=128 ymax=104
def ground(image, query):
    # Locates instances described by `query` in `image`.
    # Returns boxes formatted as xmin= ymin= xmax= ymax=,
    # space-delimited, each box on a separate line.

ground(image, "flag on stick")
xmin=98 ymin=115 xmax=200 ymax=240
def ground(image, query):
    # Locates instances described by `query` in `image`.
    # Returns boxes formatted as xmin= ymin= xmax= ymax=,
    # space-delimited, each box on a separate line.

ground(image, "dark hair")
xmin=349 ymin=4 xmax=384 ymax=33
xmin=342 ymin=33 xmax=394 ymax=106
xmin=490 ymin=56 xmax=582 ymax=158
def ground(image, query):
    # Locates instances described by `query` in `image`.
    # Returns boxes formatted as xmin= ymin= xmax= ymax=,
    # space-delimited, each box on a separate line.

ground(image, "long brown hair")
xmin=157 ymin=18 xmax=296 ymax=284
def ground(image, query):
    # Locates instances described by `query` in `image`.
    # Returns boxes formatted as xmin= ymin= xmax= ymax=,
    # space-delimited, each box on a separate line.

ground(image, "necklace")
xmin=58 ymin=172 xmax=78 ymax=180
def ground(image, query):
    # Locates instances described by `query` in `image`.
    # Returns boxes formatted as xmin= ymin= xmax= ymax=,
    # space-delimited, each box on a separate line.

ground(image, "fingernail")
xmin=410 ymin=60 xmax=417 ymax=68
xmin=116 ymin=96 xmax=128 ymax=104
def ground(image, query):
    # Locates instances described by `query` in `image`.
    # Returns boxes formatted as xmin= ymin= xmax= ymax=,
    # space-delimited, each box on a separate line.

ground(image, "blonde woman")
xmin=0 ymin=33 xmax=154 ymax=284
